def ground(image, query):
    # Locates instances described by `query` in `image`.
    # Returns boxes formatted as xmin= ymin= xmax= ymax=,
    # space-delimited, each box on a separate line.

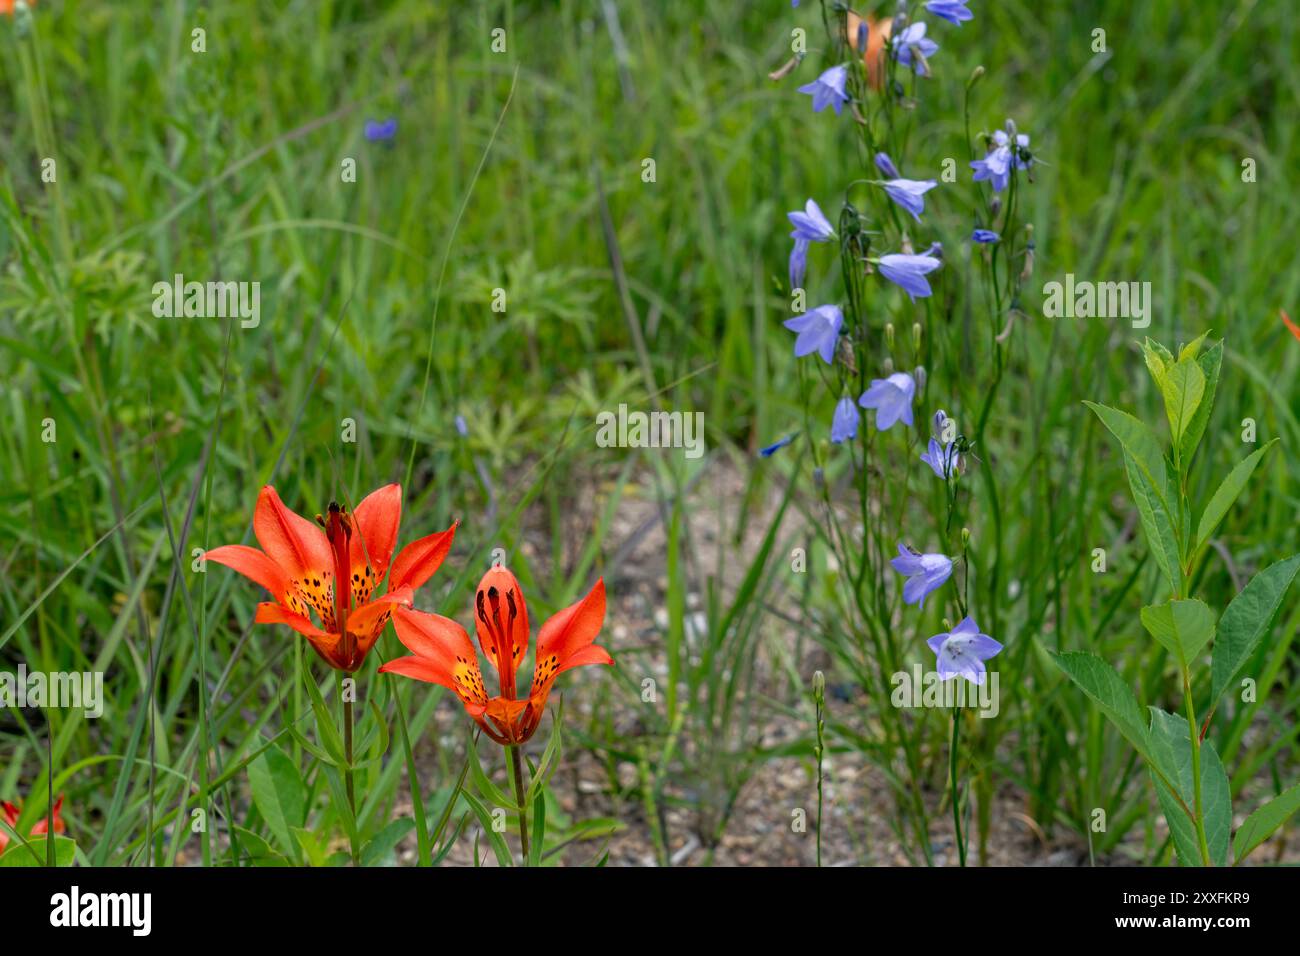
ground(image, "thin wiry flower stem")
xmin=950 ymin=706 xmax=966 ymax=866
xmin=344 ymin=695 xmax=358 ymax=865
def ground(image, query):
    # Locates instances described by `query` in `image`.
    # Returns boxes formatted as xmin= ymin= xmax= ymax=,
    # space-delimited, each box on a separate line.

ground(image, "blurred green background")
xmin=1 ymin=0 xmax=1297 ymax=865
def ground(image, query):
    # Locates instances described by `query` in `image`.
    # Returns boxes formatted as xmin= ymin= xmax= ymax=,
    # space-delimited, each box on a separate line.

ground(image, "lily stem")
xmin=951 ymin=705 xmax=967 ymax=867
xmin=344 ymin=695 xmax=358 ymax=864
xmin=509 ymin=744 xmax=531 ymax=865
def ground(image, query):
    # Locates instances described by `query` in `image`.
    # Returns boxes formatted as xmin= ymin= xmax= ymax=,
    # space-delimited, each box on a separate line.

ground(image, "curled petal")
xmin=527 ymin=579 xmax=612 ymax=730
xmin=253 ymin=486 xmax=332 ymax=581
xmin=347 ymin=586 xmax=415 ymax=659
xmin=349 ymin=483 xmax=403 ymax=583
xmin=385 ymin=607 xmax=489 ymax=714
xmin=388 ymin=520 xmax=458 ymax=593
xmin=204 ymin=545 xmax=290 ymax=603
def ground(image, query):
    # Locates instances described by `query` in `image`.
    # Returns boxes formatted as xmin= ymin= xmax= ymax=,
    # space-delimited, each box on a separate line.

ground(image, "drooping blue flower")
xmin=925 ymin=0 xmax=974 ymax=26
xmin=787 ymin=199 xmax=835 ymax=289
xmin=788 ymin=198 xmax=835 ymax=242
xmin=891 ymin=544 xmax=953 ymax=609
xmin=921 ymin=408 xmax=960 ymax=478
xmin=920 ymin=437 xmax=959 ymax=479
xmin=856 ymin=20 xmax=869 ymax=53
xmin=877 ymin=253 xmax=942 ymax=300
xmin=760 ymin=434 xmax=797 ymax=457
xmin=797 ymin=65 xmax=850 ymax=115
xmin=831 ymin=396 xmax=860 ymax=444
xmin=891 ymin=22 xmax=939 ymax=74
xmin=971 ymin=228 xmax=1000 ymax=244
xmin=874 ymin=152 xmax=901 ymax=179
xmin=858 ymin=372 xmax=916 ymax=430
xmin=454 ymin=414 xmax=469 ymax=437
xmin=970 ymin=127 xmax=1031 ymax=192
xmin=783 ymin=304 xmax=844 ymax=365
xmin=927 ymin=617 xmax=1003 ymax=684
xmin=879 ymin=178 xmax=939 ymax=222
xmin=364 ymin=118 xmax=398 ymax=142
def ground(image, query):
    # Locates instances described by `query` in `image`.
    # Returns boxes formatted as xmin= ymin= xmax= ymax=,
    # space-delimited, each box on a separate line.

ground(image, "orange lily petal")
xmin=529 ymin=578 xmax=610 ymax=699
xmin=385 ymin=606 xmax=489 ymax=714
xmin=524 ymin=579 xmax=610 ymax=737
xmin=205 ymin=544 xmax=293 ymax=607
xmin=846 ymin=12 xmax=892 ymax=91
xmin=388 ymin=521 xmax=458 ymax=593
xmin=349 ymin=484 xmax=402 ymax=602
xmin=30 ymin=796 xmax=65 ymax=837
xmin=346 ymin=586 xmax=415 ymax=659
xmin=473 ymin=565 xmax=530 ymax=695
xmin=253 ymin=485 xmax=333 ymax=583
xmin=255 ymin=601 xmax=333 ymax=639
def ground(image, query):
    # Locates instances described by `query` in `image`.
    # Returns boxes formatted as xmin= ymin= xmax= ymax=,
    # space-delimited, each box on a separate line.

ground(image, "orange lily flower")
xmin=207 ymin=484 xmax=456 ymax=672
xmin=846 ymin=11 xmax=892 ymax=91
xmin=380 ymin=566 xmax=611 ymax=745
xmin=0 ymin=795 xmax=64 ymax=855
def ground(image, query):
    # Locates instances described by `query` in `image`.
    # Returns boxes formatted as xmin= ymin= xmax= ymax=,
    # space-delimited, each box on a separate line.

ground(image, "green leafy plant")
xmin=1056 ymin=335 xmax=1300 ymax=865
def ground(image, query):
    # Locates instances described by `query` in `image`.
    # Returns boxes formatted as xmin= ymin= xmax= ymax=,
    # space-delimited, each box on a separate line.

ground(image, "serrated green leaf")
xmin=361 ymin=817 xmax=415 ymax=866
xmin=1142 ymin=339 xmax=1171 ymax=390
xmin=1195 ymin=440 xmax=1277 ymax=550
xmin=248 ymin=746 xmax=307 ymax=862
xmin=1084 ymin=401 xmax=1182 ymax=591
xmin=1179 ymin=332 xmax=1209 ymax=362
xmin=1050 ymin=652 xmax=1154 ymax=765
xmin=1123 ymin=448 xmax=1183 ymax=594
xmin=1148 ymin=708 xmax=1231 ymax=866
xmin=1139 ymin=599 xmax=1216 ymax=667
xmin=468 ymin=743 xmax=520 ymax=812
xmin=459 ymin=789 xmax=514 ymax=867
xmin=1210 ymin=554 xmax=1300 ymax=708
xmin=292 ymin=826 xmax=330 ymax=867
xmin=1084 ymin=401 xmax=1170 ymax=497
xmin=1233 ymin=783 xmax=1300 ymax=864
xmin=1160 ymin=360 xmax=1206 ymax=451
xmin=231 ymin=826 xmax=291 ymax=867
xmin=1178 ymin=339 xmax=1223 ymax=466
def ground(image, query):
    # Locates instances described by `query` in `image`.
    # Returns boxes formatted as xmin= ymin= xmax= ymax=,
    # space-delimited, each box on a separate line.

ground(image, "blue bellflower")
xmin=927 ymin=617 xmax=1003 ymax=684
xmin=783 ymin=304 xmax=844 ymax=365
xmin=787 ymin=199 xmax=835 ymax=289
xmin=971 ymin=228 xmax=1000 ymax=244
xmin=364 ymin=118 xmax=398 ymax=142
xmin=859 ymin=372 xmax=916 ymax=430
xmin=879 ymin=178 xmax=939 ymax=222
xmin=920 ymin=407 xmax=958 ymax=478
xmin=877 ymin=253 xmax=942 ymax=300
xmin=874 ymin=152 xmax=901 ymax=179
xmin=971 ymin=128 xmax=1031 ymax=192
xmin=831 ymin=396 xmax=860 ymax=444
xmin=891 ymin=544 xmax=954 ymax=609
xmin=891 ymin=23 xmax=938 ymax=74
xmin=797 ymin=65 xmax=850 ymax=115
xmin=925 ymin=1 xmax=974 ymax=26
